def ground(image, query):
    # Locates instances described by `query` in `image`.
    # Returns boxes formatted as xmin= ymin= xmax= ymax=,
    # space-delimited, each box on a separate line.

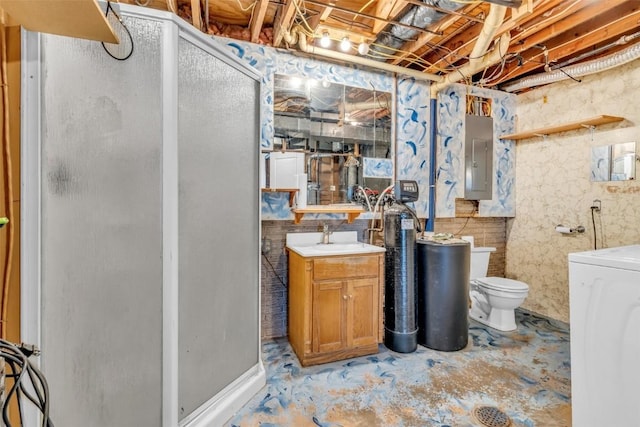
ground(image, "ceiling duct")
xmin=501 ymin=39 xmax=640 ymax=93
xmin=368 ymin=0 xmax=463 ymax=61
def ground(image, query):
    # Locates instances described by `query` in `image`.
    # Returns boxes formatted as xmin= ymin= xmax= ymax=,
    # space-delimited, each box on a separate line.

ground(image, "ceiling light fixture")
xmin=358 ymin=42 xmax=369 ymax=56
xmin=320 ymin=31 xmax=331 ymax=48
xmin=340 ymin=37 xmax=351 ymax=52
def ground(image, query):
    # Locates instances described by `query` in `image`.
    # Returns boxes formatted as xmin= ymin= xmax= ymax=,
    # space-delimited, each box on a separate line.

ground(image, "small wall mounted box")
xmin=268 ymin=152 xmax=305 ymax=189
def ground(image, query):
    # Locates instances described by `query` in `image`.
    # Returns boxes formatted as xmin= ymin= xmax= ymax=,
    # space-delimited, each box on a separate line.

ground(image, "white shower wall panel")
xmin=24 ymin=5 xmax=263 ymax=427
xmin=39 ymin=16 xmax=164 ymax=427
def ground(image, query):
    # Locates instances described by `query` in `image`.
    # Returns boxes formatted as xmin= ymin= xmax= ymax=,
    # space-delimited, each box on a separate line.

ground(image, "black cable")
xmin=400 ymin=202 xmax=422 ymax=233
xmin=0 ymin=339 xmax=53 ymax=427
xmin=591 ymin=207 xmax=598 ymax=250
xmin=262 ymin=253 xmax=287 ymax=288
xmin=453 ymin=201 xmax=478 ymax=236
xmin=557 ymin=67 xmax=582 ymax=83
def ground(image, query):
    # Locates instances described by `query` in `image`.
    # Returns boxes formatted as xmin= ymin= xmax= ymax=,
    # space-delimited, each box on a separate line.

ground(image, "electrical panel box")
xmin=464 ymin=114 xmax=493 ymax=201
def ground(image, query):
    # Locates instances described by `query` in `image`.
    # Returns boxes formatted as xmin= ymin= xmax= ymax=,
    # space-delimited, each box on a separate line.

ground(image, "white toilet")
xmin=468 ymin=247 xmax=529 ymax=332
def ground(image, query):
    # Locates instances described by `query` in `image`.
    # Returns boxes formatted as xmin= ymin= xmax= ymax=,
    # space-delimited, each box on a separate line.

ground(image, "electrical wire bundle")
xmin=0 ymin=339 xmax=53 ymax=427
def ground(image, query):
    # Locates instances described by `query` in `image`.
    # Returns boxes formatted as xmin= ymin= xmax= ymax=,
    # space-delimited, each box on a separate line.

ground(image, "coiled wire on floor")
xmin=0 ymin=339 xmax=53 ymax=427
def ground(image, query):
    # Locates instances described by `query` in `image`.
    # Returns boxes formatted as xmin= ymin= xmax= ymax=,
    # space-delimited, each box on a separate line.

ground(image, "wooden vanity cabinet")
xmin=287 ymin=250 xmax=384 ymax=366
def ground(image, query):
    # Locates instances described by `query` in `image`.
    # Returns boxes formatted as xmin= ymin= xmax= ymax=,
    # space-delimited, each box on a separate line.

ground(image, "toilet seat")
xmin=475 ymin=277 xmax=529 ymax=292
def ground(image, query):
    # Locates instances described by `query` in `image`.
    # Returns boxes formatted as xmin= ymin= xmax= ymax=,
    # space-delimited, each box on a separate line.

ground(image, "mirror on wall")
xmin=270 ymin=74 xmax=393 ymax=206
xmin=591 ymin=142 xmax=637 ymax=182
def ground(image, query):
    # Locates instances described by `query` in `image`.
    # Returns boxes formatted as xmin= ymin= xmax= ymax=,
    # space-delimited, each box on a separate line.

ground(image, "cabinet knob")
xmin=349 ymin=294 xmax=353 ymax=299
xmin=343 ymin=295 xmax=348 ymax=300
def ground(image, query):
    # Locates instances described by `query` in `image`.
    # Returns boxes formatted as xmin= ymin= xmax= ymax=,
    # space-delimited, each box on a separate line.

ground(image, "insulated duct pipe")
xmin=469 ymin=5 xmax=507 ymax=68
xmin=285 ymin=28 xmax=443 ymax=82
xmin=502 ymin=38 xmax=640 ymax=92
xmin=430 ymin=32 xmax=511 ymax=97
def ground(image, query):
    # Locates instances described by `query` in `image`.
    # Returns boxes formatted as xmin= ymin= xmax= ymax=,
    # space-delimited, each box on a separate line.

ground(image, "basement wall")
xmin=508 ymin=58 xmax=640 ymax=323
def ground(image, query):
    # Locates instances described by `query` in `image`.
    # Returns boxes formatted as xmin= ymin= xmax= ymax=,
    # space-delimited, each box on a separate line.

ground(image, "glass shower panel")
xmin=177 ymin=38 xmax=260 ymax=418
xmin=39 ymin=17 xmax=164 ymax=427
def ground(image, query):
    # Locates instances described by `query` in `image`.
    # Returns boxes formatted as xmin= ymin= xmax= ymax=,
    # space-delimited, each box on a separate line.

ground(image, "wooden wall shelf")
xmin=261 ymin=188 xmax=298 ymax=207
xmin=501 ymin=115 xmax=624 ymax=141
xmin=292 ymin=206 xmax=365 ymax=224
xmin=0 ymin=0 xmax=118 ymax=43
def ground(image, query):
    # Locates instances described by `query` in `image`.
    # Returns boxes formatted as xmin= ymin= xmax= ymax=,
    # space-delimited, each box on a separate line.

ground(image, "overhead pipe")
xmin=343 ymin=100 xmax=390 ymax=112
xmin=469 ymin=5 xmax=507 ymax=68
xmin=284 ymin=27 xmax=443 ymax=82
xmin=550 ymin=31 xmax=640 ymax=71
xmin=426 ymin=4 xmax=510 ymax=231
xmin=503 ymin=36 xmax=640 ymax=92
xmin=426 ymin=6 xmax=509 ymax=97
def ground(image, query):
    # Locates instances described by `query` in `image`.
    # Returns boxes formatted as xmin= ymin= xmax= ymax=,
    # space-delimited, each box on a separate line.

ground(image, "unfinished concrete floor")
xmin=228 ymin=309 xmax=571 ymax=426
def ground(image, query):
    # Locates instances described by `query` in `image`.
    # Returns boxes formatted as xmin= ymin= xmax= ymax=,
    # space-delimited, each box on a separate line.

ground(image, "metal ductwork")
xmin=369 ymin=0 xmax=462 ymax=61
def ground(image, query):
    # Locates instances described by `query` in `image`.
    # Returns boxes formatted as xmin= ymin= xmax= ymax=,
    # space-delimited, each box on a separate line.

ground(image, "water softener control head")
xmin=394 ymin=180 xmax=419 ymax=203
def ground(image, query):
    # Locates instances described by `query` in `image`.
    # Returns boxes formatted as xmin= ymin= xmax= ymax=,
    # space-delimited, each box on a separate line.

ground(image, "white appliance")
xmin=568 ymin=244 xmax=640 ymax=427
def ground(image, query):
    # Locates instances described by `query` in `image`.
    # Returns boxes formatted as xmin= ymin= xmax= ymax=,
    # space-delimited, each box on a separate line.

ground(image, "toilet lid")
xmin=476 ymin=277 xmax=529 ymax=292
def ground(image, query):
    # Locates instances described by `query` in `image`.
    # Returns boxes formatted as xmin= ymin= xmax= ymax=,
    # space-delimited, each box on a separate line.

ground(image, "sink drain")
xmin=471 ymin=405 xmax=511 ymax=427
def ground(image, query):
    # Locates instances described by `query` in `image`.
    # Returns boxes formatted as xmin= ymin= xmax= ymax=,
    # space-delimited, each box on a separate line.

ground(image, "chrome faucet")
xmin=321 ymin=223 xmax=332 ymax=244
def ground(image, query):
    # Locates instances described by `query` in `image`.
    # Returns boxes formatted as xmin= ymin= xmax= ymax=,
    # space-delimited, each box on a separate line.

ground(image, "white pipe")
xmin=430 ymin=33 xmax=511 ymax=97
xmin=368 ymin=184 xmax=394 ymax=244
xmin=502 ymin=40 xmax=640 ymax=92
xmin=357 ymin=186 xmax=373 ymax=212
xmin=344 ymin=100 xmax=390 ymax=112
xmin=292 ymin=28 xmax=443 ymax=82
xmin=430 ymin=3 xmax=510 ymax=97
xmin=469 ymin=5 xmax=507 ymax=68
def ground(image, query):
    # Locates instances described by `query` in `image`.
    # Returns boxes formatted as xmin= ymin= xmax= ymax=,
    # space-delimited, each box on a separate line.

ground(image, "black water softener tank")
xmin=416 ymin=239 xmax=470 ymax=351
xmin=383 ymin=203 xmax=418 ymax=353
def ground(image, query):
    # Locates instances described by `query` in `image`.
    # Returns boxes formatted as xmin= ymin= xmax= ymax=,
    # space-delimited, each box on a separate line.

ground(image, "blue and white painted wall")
xmin=437 ymin=84 xmax=516 ymax=217
xmin=214 ymin=37 xmax=515 ymax=219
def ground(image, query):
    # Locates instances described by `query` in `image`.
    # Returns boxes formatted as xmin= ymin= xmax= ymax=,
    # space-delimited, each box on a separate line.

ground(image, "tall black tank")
xmin=383 ymin=203 xmax=418 ymax=353
xmin=416 ymin=239 xmax=470 ymax=351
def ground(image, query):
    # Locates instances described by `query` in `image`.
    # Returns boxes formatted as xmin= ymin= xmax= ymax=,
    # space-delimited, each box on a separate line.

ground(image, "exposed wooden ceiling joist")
xmin=250 ymin=0 xmax=270 ymax=42
xmin=273 ymin=0 xmax=297 ymax=47
xmin=494 ymin=4 xmax=640 ymax=85
xmin=117 ymin=0 xmax=640 ymax=92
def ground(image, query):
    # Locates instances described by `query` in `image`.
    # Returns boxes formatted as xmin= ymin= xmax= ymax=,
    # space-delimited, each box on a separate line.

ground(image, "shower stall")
xmin=21 ymin=5 xmax=263 ymax=426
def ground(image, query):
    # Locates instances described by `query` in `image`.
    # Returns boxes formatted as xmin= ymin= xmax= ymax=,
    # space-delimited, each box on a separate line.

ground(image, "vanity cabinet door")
xmin=311 ymin=277 xmax=379 ymax=353
xmin=312 ymin=280 xmax=347 ymax=353
xmin=348 ymin=278 xmax=379 ymax=348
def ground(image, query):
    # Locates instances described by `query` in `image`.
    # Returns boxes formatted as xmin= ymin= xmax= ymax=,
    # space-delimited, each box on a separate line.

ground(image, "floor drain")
xmin=471 ymin=405 xmax=511 ymax=427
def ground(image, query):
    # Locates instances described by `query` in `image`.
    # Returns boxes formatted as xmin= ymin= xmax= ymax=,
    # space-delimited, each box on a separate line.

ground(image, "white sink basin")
xmin=286 ymin=231 xmax=385 ymax=257
xmin=314 ymin=243 xmax=367 ymax=252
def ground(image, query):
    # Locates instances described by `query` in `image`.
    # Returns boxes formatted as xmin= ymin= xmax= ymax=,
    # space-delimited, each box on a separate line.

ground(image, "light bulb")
xmin=320 ymin=32 xmax=331 ymax=48
xmin=340 ymin=37 xmax=351 ymax=52
xmin=358 ymin=42 xmax=369 ymax=56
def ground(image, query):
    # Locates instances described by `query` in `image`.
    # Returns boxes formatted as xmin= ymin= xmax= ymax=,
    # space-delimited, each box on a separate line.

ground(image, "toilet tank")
xmin=470 ymin=247 xmax=496 ymax=280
